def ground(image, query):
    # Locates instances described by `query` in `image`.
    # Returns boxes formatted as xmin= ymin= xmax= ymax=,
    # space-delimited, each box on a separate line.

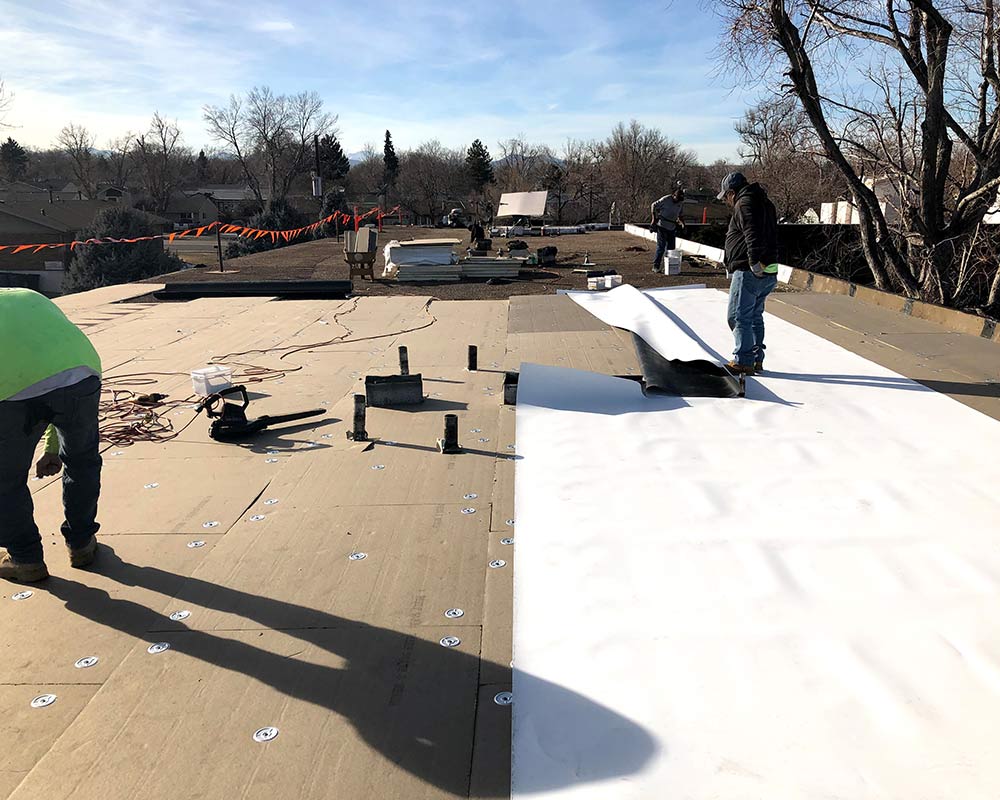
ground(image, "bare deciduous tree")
xmin=133 ymin=112 xmax=191 ymax=214
xmin=396 ymin=141 xmax=468 ymax=222
xmin=736 ymin=95 xmax=848 ymax=220
xmin=104 ymin=134 xmax=135 ymax=188
xmin=595 ymin=121 xmax=696 ymax=220
xmin=203 ymin=86 xmax=336 ymax=207
xmin=56 ymin=123 xmax=98 ymax=198
xmin=720 ymin=0 xmax=1000 ymax=312
xmin=495 ymin=137 xmax=550 ymax=193
xmin=0 ymin=78 xmax=12 ymax=127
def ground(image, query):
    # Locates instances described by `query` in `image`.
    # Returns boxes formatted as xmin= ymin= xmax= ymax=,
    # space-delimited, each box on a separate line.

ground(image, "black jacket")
xmin=724 ymin=183 xmax=778 ymax=271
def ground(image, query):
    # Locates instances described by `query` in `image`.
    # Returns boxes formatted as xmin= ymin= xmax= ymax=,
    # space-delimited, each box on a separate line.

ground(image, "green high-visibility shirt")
xmin=0 ymin=289 xmax=102 ymax=451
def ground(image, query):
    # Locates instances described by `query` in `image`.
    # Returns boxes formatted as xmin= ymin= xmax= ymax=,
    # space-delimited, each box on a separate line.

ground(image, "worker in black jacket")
xmin=717 ymin=172 xmax=779 ymax=374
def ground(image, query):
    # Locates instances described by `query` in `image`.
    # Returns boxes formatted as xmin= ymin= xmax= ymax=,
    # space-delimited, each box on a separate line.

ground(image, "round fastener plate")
xmin=321 ymin=434 xmax=333 ymax=439
xmin=470 ymin=428 xmax=482 ymax=433
xmin=31 ymin=694 xmax=57 ymax=708
xmin=265 ymin=458 xmax=279 ymax=464
xmin=505 ymin=519 xmax=515 ymax=526
xmin=12 ymin=591 xmax=33 ymax=601
xmin=147 ymin=642 xmax=170 ymax=655
xmin=382 ymin=440 xmax=397 ymax=446
xmin=461 ymin=508 xmax=476 ymax=515
xmin=144 ymin=483 xmax=159 ymax=490
xmin=112 ymin=451 xmax=125 ymax=456
xmin=439 ymin=636 xmax=461 ymax=648
xmin=202 ymin=520 xmax=219 ymax=529
xmin=501 ymin=538 xmax=514 ymax=546
xmin=188 ymin=540 xmax=207 ymax=549
xmin=249 ymin=514 xmax=266 ymax=522
xmin=265 ymin=450 xmax=279 ymax=456
xmin=74 ymin=656 xmax=99 ymax=669
xmin=444 ymin=608 xmax=464 ymax=619
xmin=169 ymin=610 xmax=191 ymax=622
xmin=349 ymin=552 xmax=367 ymax=561
xmin=463 ymin=493 xmax=478 ymax=500
xmin=478 ymin=438 xmax=490 ymax=443
xmin=507 ymin=445 xmax=516 ymax=451
xmin=489 ymin=559 xmax=507 ymax=569
xmin=494 ymin=691 xmax=513 ymax=706
xmin=371 ymin=464 xmax=385 ymax=471
xmin=263 ymin=499 xmax=279 ymax=506
xmin=253 ymin=727 xmax=279 ymax=743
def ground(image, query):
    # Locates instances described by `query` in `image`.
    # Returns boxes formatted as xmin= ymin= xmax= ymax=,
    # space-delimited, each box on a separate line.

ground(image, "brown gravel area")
xmin=148 ymin=225 xmax=733 ymax=299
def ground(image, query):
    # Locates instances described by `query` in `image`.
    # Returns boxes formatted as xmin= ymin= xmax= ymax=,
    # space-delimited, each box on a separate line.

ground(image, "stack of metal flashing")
xmin=459 ymin=256 xmax=524 ymax=279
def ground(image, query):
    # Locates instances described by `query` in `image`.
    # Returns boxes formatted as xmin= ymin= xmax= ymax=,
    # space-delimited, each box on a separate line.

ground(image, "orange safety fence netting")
xmin=0 ymin=205 xmax=400 ymax=255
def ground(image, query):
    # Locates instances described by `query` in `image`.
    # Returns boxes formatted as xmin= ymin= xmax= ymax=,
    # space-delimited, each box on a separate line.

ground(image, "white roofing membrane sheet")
xmin=497 ymin=191 xmax=548 ymax=218
xmin=512 ymin=286 xmax=1000 ymax=799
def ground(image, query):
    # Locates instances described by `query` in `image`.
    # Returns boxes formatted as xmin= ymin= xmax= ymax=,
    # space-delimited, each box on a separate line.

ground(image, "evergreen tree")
xmin=195 ymin=149 xmax=209 ymax=184
xmin=382 ymin=130 xmax=399 ymax=188
xmin=465 ymin=139 xmax=495 ymax=193
xmin=317 ymin=134 xmax=351 ymax=182
xmin=66 ymin=206 xmax=184 ymax=292
xmin=0 ymin=136 xmax=29 ymax=181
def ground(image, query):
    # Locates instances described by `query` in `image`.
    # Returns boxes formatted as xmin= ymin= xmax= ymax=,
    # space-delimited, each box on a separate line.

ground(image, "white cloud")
xmin=251 ymin=20 xmax=295 ymax=32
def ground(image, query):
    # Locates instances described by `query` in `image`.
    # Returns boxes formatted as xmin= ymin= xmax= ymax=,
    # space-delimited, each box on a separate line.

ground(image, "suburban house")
xmin=164 ymin=192 xmax=219 ymax=228
xmin=0 ymin=200 xmax=170 ymax=293
xmin=0 ymin=181 xmax=51 ymax=204
xmin=186 ymin=184 xmax=266 ymax=218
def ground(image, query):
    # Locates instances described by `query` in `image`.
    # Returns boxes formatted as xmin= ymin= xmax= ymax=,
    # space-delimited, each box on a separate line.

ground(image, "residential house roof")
xmin=187 ymin=184 xmax=267 ymax=202
xmin=0 ymin=200 xmax=170 ymax=236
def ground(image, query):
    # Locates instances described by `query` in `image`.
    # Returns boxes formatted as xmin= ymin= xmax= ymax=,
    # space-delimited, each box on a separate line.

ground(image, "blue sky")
xmin=0 ymin=0 xmax=755 ymax=162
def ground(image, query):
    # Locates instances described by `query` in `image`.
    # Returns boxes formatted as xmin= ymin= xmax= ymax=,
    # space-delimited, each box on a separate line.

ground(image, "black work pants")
xmin=0 ymin=376 xmax=102 ymax=563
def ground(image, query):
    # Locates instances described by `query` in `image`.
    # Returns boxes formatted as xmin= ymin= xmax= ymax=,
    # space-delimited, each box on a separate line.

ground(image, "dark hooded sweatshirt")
xmin=723 ymin=182 xmax=778 ymax=272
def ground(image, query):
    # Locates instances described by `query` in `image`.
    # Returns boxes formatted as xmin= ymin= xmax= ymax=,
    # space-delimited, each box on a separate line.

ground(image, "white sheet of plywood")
xmin=497 ymin=191 xmax=548 ymax=219
xmin=513 ymin=287 xmax=1000 ymax=799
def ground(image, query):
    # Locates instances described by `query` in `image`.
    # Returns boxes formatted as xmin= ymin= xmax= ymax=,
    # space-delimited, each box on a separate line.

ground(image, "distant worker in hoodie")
xmin=650 ymin=186 xmax=686 ymax=272
xmin=717 ymin=172 xmax=779 ymax=375
xmin=0 ymin=288 xmax=102 ymax=582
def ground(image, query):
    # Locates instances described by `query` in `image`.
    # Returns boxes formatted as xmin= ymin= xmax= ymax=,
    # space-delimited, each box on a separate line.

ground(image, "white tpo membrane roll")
xmin=513 ymin=287 xmax=1000 ymax=799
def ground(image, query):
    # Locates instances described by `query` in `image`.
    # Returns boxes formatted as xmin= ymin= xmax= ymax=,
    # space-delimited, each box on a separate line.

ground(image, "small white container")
xmin=191 ymin=365 xmax=233 ymax=396
xmin=663 ymin=250 xmax=682 ymax=276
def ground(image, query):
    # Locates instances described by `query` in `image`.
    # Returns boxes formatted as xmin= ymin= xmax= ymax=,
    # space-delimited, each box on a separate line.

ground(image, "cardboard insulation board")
xmin=30 ymin=456 xmax=270 ymax=535
xmin=7 ymin=626 xmax=485 ymax=800
xmin=152 ymin=502 xmax=491 ymax=631
xmin=512 ymin=286 xmax=1000 ymax=798
xmin=2 ymin=287 xmax=515 ymax=800
xmin=0 ymin=534 xmax=221 ymax=684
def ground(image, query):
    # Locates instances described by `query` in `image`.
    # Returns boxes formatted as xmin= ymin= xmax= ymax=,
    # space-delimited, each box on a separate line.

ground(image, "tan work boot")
xmin=725 ymin=360 xmax=756 ymax=375
xmin=67 ymin=536 xmax=98 ymax=568
xmin=0 ymin=553 xmax=50 ymax=583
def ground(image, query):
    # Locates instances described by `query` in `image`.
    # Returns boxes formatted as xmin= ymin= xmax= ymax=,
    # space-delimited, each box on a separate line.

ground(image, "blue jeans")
xmin=727 ymin=271 xmax=778 ymax=366
xmin=653 ymin=228 xmax=676 ymax=271
xmin=0 ymin=376 xmax=102 ymax=563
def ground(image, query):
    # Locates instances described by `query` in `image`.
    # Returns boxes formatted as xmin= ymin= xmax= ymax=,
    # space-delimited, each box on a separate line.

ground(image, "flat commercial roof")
xmin=3 ymin=278 xmax=998 ymax=799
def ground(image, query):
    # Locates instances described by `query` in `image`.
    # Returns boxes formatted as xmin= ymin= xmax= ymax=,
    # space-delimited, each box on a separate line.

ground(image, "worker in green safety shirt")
xmin=0 ymin=288 xmax=103 ymax=582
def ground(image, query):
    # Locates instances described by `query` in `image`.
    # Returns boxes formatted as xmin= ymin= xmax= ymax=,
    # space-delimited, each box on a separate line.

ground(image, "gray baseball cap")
xmin=717 ymin=172 xmax=748 ymax=200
